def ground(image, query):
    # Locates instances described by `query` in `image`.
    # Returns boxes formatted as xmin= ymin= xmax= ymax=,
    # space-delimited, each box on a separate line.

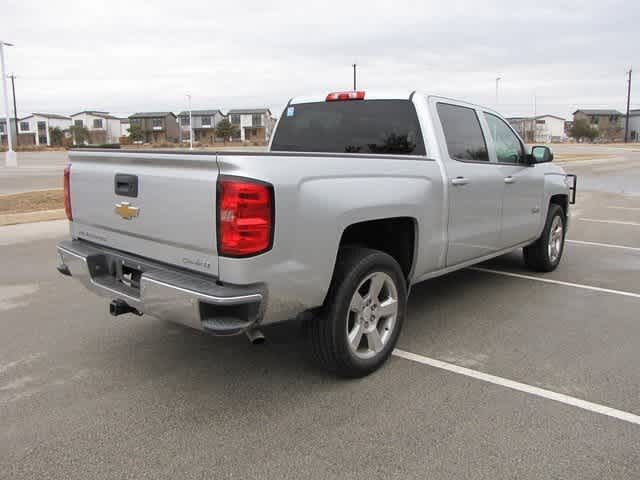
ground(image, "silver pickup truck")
xmin=57 ymin=91 xmax=576 ymax=377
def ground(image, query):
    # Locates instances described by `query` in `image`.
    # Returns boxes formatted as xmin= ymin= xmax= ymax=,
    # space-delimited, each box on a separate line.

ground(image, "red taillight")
xmin=217 ymin=178 xmax=273 ymax=257
xmin=326 ymin=91 xmax=365 ymax=101
xmin=63 ymin=165 xmax=72 ymax=221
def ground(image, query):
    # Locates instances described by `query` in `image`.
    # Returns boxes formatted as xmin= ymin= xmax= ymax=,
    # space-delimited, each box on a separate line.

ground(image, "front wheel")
xmin=523 ymin=204 xmax=566 ymax=272
xmin=309 ymin=247 xmax=407 ymax=378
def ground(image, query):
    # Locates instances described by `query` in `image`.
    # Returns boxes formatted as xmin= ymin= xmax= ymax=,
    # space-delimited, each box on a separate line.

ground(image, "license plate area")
xmin=104 ymin=256 xmax=144 ymax=294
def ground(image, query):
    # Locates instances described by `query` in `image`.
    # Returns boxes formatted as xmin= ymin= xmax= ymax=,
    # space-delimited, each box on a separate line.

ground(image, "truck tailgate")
xmin=68 ymin=150 xmax=220 ymax=277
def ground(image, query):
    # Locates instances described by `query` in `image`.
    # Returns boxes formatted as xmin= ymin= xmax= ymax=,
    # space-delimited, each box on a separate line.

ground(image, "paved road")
xmin=1 ymin=154 xmax=640 ymax=479
xmin=0 ymin=151 xmax=68 ymax=195
xmin=0 ymin=147 xmax=268 ymax=195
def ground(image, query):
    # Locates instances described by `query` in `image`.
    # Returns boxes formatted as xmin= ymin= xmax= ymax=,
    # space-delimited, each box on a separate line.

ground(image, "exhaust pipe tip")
xmin=246 ymin=328 xmax=265 ymax=345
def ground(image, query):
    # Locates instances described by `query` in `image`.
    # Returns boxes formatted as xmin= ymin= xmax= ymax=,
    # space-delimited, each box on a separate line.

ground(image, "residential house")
xmin=128 ymin=112 xmax=179 ymax=143
xmin=177 ymin=109 xmax=225 ymax=144
xmin=507 ymin=115 xmax=566 ymax=143
xmin=70 ymin=111 xmax=121 ymax=144
xmin=120 ymin=118 xmax=130 ymax=137
xmin=18 ymin=113 xmax=72 ymax=146
xmin=227 ymin=108 xmax=274 ymax=143
xmin=532 ymin=115 xmax=566 ymax=143
xmin=573 ymin=109 xmax=624 ymax=141
xmin=0 ymin=118 xmax=18 ymax=147
xmin=627 ymin=109 xmax=640 ymax=142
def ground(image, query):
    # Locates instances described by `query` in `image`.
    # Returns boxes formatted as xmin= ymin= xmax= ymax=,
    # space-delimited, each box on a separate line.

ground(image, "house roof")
xmin=535 ymin=114 xmax=566 ymax=121
xmin=28 ymin=113 xmax=71 ymax=120
xmin=573 ymin=109 xmax=623 ymax=116
xmin=227 ymin=108 xmax=272 ymax=115
xmin=71 ymin=110 xmax=119 ymax=119
xmin=129 ymin=112 xmax=177 ymax=118
xmin=629 ymin=109 xmax=640 ymax=117
xmin=177 ymin=109 xmax=222 ymax=116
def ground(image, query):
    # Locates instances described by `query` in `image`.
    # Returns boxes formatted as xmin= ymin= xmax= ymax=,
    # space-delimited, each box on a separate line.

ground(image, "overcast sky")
xmin=1 ymin=0 xmax=637 ymax=120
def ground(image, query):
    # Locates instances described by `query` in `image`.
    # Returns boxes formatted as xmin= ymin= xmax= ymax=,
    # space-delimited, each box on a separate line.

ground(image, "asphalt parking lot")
xmin=1 ymin=149 xmax=640 ymax=479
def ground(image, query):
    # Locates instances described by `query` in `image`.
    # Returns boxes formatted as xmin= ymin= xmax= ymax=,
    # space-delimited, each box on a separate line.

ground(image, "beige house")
xmin=227 ymin=109 xmax=274 ymax=144
xmin=70 ymin=111 xmax=121 ymax=144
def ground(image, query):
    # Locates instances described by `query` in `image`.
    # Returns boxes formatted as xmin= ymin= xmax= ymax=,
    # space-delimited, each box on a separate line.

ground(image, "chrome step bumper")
xmin=56 ymin=240 xmax=265 ymax=335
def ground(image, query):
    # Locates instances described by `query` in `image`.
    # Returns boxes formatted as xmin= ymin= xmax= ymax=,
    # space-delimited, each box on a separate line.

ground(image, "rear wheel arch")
xmin=335 ymin=216 xmax=417 ymax=284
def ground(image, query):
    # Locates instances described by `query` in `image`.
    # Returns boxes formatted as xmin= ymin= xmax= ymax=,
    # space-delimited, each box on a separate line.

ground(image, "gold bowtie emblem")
xmin=114 ymin=202 xmax=140 ymax=220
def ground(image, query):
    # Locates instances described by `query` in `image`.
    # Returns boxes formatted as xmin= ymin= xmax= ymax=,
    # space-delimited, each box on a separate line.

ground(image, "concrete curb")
xmin=0 ymin=209 xmax=66 ymax=227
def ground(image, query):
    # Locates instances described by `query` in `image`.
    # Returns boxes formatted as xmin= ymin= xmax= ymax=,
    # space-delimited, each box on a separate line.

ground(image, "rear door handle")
xmin=504 ymin=176 xmax=516 ymax=184
xmin=451 ymin=177 xmax=469 ymax=186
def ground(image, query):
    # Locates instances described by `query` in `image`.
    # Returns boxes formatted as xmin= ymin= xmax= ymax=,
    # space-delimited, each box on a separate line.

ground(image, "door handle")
xmin=451 ymin=177 xmax=469 ymax=186
xmin=504 ymin=176 xmax=516 ymax=184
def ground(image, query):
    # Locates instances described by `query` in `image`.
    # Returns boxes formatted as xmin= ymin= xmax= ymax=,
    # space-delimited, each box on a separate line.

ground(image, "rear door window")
xmin=436 ymin=103 xmax=489 ymax=161
xmin=271 ymin=100 xmax=425 ymax=155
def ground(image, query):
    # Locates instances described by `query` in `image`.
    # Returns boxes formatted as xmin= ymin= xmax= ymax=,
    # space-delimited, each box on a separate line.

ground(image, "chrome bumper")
xmin=56 ymin=240 xmax=265 ymax=335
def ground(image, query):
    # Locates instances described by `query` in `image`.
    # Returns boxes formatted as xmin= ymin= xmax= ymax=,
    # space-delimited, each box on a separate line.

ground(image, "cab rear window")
xmin=271 ymin=100 xmax=426 ymax=156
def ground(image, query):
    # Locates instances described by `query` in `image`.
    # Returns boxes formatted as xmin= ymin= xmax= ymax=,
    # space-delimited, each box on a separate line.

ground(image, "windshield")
xmin=271 ymin=99 xmax=425 ymax=155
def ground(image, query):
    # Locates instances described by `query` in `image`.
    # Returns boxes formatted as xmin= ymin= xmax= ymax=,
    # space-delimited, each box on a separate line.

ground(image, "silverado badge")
xmin=114 ymin=202 xmax=140 ymax=220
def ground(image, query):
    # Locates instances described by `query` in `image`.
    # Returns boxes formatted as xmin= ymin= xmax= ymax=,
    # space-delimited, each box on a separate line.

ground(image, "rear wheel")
xmin=523 ymin=204 xmax=566 ymax=272
xmin=309 ymin=247 xmax=407 ymax=378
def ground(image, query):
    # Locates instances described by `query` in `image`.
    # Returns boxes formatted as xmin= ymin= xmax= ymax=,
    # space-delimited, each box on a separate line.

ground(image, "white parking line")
xmin=470 ymin=267 xmax=640 ymax=299
xmin=607 ymin=206 xmax=640 ymax=211
xmin=566 ymin=239 xmax=640 ymax=252
xmin=393 ymin=349 xmax=640 ymax=426
xmin=579 ymin=218 xmax=640 ymax=227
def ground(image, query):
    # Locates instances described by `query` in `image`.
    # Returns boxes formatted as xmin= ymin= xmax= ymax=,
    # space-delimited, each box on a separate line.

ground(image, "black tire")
xmin=309 ymin=247 xmax=407 ymax=378
xmin=523 ymin=204 xmax=566 ymax=272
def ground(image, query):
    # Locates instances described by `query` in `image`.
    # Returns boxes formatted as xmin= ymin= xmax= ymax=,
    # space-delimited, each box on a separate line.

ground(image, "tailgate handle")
xmin=115 ymin=174 xmax=138 ymax=198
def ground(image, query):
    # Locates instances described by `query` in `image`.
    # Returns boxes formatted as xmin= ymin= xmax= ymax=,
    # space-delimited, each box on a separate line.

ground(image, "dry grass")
xmin=0 ymin=189 xmax=64 ymax=215
xmin=553 ymin=151 xmax=615 ymax=162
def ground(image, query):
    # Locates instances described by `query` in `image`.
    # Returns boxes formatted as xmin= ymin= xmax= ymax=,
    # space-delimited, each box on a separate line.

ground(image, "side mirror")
xmin=530 ymin=145 xmax=554 ymax=164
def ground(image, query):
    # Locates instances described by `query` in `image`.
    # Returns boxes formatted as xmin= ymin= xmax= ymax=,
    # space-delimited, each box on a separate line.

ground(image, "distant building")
xmin=18 ymin=113 xmax=72 ymax=146
xmin=506 ymin=115 xmax=566 ymax=143
xmin=128 ymin=112 xmax=179 ymax=143
xmin=506 ymin=117 xmax=535 ymax=142
xmin=70 ymin=111 xmax=121 ymax=144
xmin=628 ymin=109 xmax=640 ymax=142
xmin=573 ymin=109 xmax=624 ymax=141
xmin=0 ymin=118 xmax=18 ymax=147
xmin=177 ymin=109 xmax=225 ymax=144
xmin=120 ymin=118 xmax=130 ymax=137
xmin=227 ymin=108 xmax=274 ymax=143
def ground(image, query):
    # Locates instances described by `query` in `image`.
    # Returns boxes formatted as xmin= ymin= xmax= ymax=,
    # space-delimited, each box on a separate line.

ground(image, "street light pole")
xmin=186 ymin=94 xmax=193 ymax=150
xmin=495 ymin=76 xmax=501 ymax=106
xmin=0 ymin=40 xmax=16 ymax=167
xmin=353 ymin=64 xmax=357 ymax=90
xmin=8 ymin=74 xmax=18 ymax=147
xmin=624 ymin=67 xmax=632 ymax=143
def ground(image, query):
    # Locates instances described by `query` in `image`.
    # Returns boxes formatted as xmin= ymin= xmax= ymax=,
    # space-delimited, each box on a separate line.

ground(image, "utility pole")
xmin=353 ymin=64 xmax=357 ymax=90
xmin=0 ymin=40 xmax=16 ymax=167
xmin=625 ymin=67 xmax=632 ymax=143
xmin=186 ymin=94 xmax=193 ymax=150
xmin=495 ymin=76 xmax=501 ymax=106
xmin=8 ymin=73 xmax=18 ymax=146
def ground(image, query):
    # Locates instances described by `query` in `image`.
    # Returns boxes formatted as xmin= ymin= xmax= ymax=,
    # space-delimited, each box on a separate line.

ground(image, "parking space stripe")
xmin=470 ymin=267 xmax=640 ymax=299
xmin=566 ymin=239 xmax=640 ymax=252
xmin=393 ymin=349 xmax=640 ymax=426
xmin=607 ymin=206 xmax=640 ymax=211
xmin=579 ymin=218 xmax=640 ymax=227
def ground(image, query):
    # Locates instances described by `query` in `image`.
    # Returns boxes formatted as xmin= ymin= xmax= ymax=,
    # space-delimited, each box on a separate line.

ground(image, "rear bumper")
xmin=56 ymin=240 xmax=265 ymax=335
